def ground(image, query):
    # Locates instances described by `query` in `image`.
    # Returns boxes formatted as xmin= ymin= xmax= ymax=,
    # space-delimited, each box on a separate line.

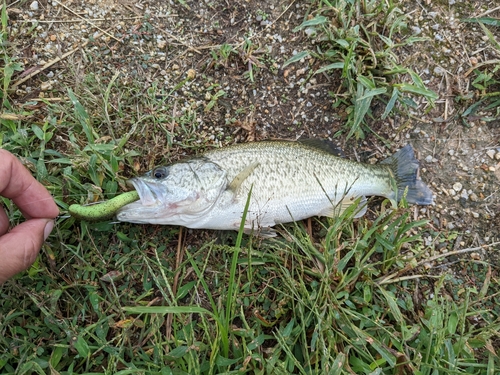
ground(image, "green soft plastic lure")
xmin=69 ymin=191 xmax=139 ymax=221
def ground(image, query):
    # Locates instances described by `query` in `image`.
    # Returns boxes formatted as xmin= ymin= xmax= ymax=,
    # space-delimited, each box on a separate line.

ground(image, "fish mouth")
xmin=128 ymin=178 xmax=164 ymax=206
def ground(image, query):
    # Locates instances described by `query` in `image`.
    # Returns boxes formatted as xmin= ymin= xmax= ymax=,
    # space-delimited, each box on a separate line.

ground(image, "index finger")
xmin=0 ymin=150 xmax=59 ymax=219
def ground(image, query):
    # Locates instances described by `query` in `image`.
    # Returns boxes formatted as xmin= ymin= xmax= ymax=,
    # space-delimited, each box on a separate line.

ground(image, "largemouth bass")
xmin=117 ymin=140 xmax=433 ymax=236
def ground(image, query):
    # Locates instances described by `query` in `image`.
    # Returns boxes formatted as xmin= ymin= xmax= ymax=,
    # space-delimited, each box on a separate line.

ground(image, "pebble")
xmin=40 ymin=81 xmax=52 ymax=91
xmin=304 ymin=28 xmax=316 ymax=37
xmin=460 ymin=189 xmax=469 ymax=200
xmin=472 ymin=212 xmax=479 ymax=218
xmin=452 ymin=182 xmax=462 ymax=192
xmin=30 ymin=1 xmax=39 ymax=10
xmin=434 ymin=66 xmax=445 ymax=75
xmin=411 ymin=26 xmax=422 ymax=35
xmin=486 ymin=150 xmax=496 ymax=159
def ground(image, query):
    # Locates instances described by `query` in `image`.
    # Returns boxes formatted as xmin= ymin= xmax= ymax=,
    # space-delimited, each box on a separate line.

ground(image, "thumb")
xmin=0 ymin=218 xmax=54 ymax=284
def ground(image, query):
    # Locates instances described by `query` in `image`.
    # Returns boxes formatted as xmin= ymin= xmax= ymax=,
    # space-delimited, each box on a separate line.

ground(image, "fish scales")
xmin=117 ymin=140 xmax=433 ymax=235
xmin=202 ymin=142 xmax=393 ymax=220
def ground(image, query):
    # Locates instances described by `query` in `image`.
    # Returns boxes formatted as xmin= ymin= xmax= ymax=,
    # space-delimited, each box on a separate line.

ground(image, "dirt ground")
xmin=6 ymin=0 xmax=500 ymax=254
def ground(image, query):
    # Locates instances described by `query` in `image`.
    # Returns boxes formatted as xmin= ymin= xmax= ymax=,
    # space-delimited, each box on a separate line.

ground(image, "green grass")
xmin=1 ymin=1 xmax=500 ymax=374
xmin=283 ymin=0 xmax=438 ymax=140
xmin=458 ymin=19 xmax=500 ymax=126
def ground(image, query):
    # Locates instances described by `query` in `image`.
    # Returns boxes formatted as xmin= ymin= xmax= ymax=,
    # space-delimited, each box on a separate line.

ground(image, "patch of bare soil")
xmin=7 ymin=0 xmax=500 ymax=255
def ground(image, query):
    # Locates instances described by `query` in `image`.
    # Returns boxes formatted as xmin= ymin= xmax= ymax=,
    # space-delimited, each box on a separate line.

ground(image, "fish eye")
xmin=152 ymin=167 xmax=168 ymax=179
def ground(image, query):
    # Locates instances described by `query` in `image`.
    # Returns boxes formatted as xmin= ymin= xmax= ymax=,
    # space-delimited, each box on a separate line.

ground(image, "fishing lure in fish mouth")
xmin=68 ymin=191 xmax=139 ymax=222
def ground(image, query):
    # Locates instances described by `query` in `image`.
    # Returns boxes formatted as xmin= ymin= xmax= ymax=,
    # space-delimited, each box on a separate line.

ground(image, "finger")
xmin=0 ymin=150 xmax=59 ymax=219
xmin=0 ymin=218 xmax=54 ymax=284
xmin=0 ymin=207 xmax=8 ymax=236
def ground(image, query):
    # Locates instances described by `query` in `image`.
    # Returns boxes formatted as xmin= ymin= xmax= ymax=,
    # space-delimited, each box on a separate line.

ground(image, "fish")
xmin=116 ymin=140 xmax=433 ymax=236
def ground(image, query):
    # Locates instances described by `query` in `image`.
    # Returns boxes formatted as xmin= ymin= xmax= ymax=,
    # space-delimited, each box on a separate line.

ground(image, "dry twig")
xmin=377 ymin=241 xmax=500 ymax=285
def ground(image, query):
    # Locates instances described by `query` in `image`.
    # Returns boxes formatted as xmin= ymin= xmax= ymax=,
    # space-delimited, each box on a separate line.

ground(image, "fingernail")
xmin=43 ymin=220 xmax=54 ymax=241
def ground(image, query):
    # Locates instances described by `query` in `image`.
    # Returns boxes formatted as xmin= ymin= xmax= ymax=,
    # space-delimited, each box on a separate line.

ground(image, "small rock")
xmin=40 ymin=81 xmax=52 ymax=91
xmin=486 ymin=150 xmax=496 ymax=159
xmin=296 ymin=68 xmax=307 ymax=76
xmin=460 ymin=189 xmax=469 ymax=200
xmin=469 ymin=193 xmax=478 ymax=202
xmin=425 ymin=155 xmax=433 ymax=163
xmin=472 ymin=212 xmax=479 ymax=218
xmin=470 ymin=252 xmax=481 ymax=260
xmin=434 ymin=66 xmax=445 ymax=76
xmin=187 ymin=68 xmax=196 ymax=80
xmin=452 ymin=182 xmax=462 ymax=192
xmin=30 ymin=1 xmax=39 ymax=10
xmin=304 ymin=28 xmax=316 ymax=37
xmin=448 ymin=149 xmax=455 ymax=156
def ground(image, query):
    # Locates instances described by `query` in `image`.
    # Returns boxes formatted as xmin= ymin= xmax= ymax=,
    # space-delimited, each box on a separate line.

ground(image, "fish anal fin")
xmin=243 ymin=226 xmax=277 ymax=238
xmin=319 ymin=196 xmax=368 ymax=218
xmin=228 ymin=162 xmax=260 ymax=193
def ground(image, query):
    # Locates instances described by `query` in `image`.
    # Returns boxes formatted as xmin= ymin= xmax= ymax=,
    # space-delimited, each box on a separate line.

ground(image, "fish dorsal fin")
xmin=319 ymin=196 xmax=368 ymax=218
xmin=228 ymin=162 xmax=260 ymax=192
xmin=297 ymin=139 xmax=345 ymax=158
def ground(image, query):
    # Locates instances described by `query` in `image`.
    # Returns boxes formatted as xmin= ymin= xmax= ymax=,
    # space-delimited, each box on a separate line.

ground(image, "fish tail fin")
xmin=381 ymin=145 xmax=434 ymax=205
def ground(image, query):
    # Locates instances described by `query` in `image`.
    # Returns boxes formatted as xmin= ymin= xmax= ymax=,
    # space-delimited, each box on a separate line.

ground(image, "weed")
xmin=458 ymin=19 xmax=500 ymax=126
xmin=283 ymin=0 xmax=438 ymax=139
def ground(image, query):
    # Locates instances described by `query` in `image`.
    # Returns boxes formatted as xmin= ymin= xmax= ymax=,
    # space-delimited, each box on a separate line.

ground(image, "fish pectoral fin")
xmin=227 ymin=162 xmax=260 ymax=193
xmin=319 ymin=196 xmax=368 ymax=218
xmin=352 ymin=196 xmax=368 ymax=218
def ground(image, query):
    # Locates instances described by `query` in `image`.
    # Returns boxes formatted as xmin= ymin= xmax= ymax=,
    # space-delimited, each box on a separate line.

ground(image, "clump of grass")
xmin=0 ymin=3 xmax=24 ymax=137
xmin=458 ymin=18 xmax=500 ymax=126
xmin=283 ymin=0 xmax=438 ymax=139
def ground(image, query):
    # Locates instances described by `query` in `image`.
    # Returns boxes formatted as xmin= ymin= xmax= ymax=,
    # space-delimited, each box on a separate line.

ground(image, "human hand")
xmin=0 ymin=150 xmax=59 ymax=284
